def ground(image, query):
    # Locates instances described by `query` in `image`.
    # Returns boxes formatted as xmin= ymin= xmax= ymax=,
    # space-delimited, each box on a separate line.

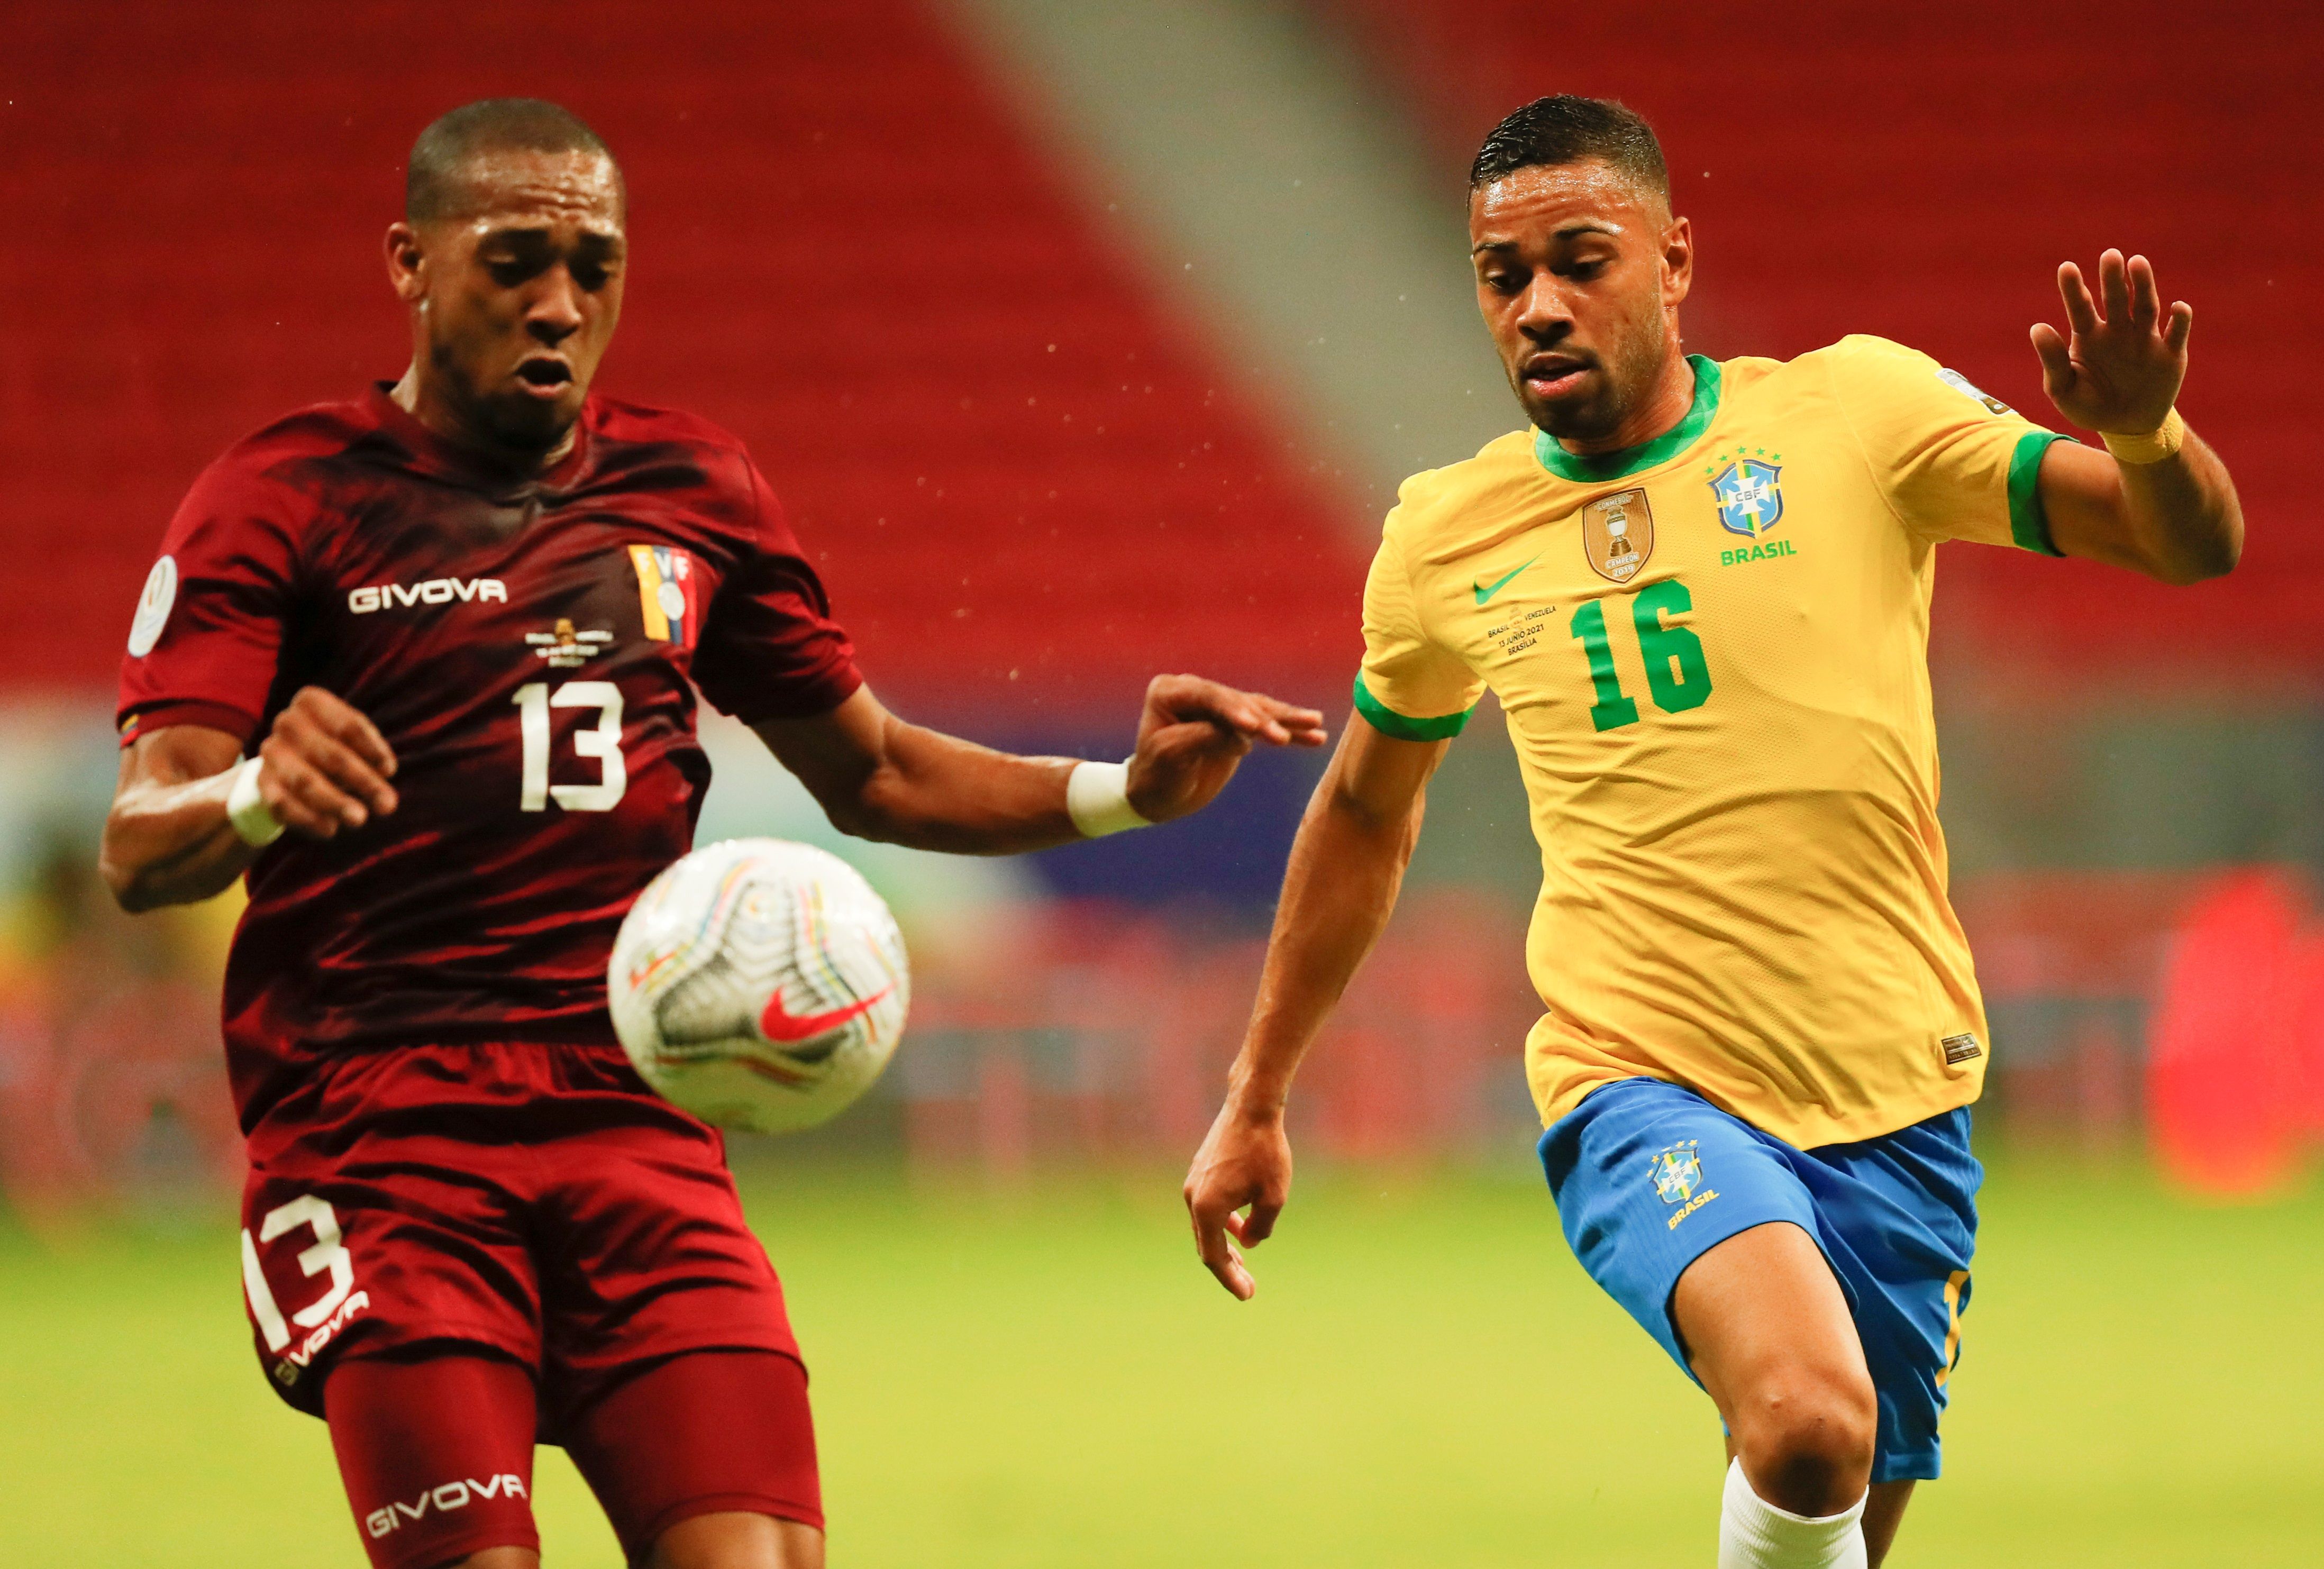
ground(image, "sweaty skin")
xmin=1469 ymin=161 xmax=1695 ymax=454
xmin=1182 ymin=154 xmax=2241 ymax=1569
xmin=385 ymin=149 xmax=628 ymax=464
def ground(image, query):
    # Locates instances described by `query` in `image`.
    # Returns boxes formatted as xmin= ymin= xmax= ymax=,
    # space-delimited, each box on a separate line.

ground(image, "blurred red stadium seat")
xmin=2 ymin=1 xmax=1365 ymax=718
xmin=1324 ymin=0 xmax=2323 ymax=680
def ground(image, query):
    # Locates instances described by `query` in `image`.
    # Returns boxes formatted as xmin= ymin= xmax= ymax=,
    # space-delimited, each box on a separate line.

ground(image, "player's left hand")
xmin=1125 ymin=673 xmax=1326 ymax=823
xmin=2030 ymin=249 xmax=2191 ymax=435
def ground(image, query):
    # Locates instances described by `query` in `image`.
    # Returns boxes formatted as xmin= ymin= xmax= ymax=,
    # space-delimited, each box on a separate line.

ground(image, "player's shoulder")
xmin=582 ymin=394 xmax=769 ymax=514
xmin=178 ymin=396 xmax=394 ymax=528
xmin=586 ymin=394 xmax=754 ymax=466
xmin=203 ymin=396 xmax=385 ymax=478
xmin=1776 ymin=334 xmax=1950 ymax=397
xmin=1384 ymin=429 xmax=1540 ymax=545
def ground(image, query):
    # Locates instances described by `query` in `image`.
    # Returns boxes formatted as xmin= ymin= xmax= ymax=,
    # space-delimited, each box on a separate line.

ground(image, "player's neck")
xmin=1555 ymin=349 xmax=1698 ymax=458
xmin=389 ymin=369 xmax=578 ymax=475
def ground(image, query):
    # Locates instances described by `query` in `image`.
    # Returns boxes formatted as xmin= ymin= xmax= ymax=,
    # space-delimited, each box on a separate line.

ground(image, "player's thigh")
xmin=561 ymin=1348 xmax=824 ymax=1565
xmin=324 ymin=1352 xmax=542 ymax=1569
xmin=649 ymin=1510 xmax=825 ymax=1569
xmin=1674 ymin=1217 xmax=1874 ymax=1435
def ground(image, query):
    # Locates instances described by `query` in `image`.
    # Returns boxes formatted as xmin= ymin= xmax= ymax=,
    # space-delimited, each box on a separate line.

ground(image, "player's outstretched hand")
xmin=2030 ymin=248 xmax=2191 ymax=436
xmin=1183 ymin=1100 xmax=1292 ymax=1300
xmin=258 ymin=686 xmax=400 ymax=838
xmin=1124 ymin=674 xmax=1326 ymax=824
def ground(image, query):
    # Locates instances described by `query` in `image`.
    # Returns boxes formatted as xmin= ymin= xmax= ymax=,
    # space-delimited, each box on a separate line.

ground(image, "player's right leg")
xmin=1675 ymin=1220 xmax=1874 ymax=1516
xmin=325 ymin=1353 xmax=543 ymax=1569
xmin=1541 ymin=1080 xmax=1880 ymax=1568
xmin=1675 ymin=1220 xmax=1879 ymax=1566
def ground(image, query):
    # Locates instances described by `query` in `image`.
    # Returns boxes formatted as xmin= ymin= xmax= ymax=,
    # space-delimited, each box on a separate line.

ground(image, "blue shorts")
xmin=1538 ymin=1078 xmax=1981 ymax=1482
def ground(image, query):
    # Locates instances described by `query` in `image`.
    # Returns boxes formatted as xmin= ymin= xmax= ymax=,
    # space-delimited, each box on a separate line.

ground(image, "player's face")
xmin=387 ymin=150 xmax=627 ymax=457
xmin=1469 ymin=161 xmax=1691 ymax=446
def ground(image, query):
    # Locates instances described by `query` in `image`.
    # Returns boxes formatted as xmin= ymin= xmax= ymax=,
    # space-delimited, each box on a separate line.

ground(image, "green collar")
xmin=1532 ymin=355 xmax=1721 ymax=482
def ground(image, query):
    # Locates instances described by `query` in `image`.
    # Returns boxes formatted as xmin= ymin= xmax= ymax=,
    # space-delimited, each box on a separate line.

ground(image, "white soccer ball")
xmin=608 ymin=837 xmax=911 ymax=1134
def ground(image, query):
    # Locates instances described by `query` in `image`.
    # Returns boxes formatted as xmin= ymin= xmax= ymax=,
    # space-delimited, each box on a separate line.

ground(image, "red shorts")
xmin=237 ymin=1043 xmax=817 ymax=1561
xmin=327 ymin=1348 xmax=819 ymax=1569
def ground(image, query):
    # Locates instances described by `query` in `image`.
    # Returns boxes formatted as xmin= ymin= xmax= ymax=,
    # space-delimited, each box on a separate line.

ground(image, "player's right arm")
xmin=102 ymin=689 xmax=400 ymax=911
xmin=1182 ymin=713 xmax=1444 ymax=1299
xmin=1183 ymin=501 xmax=1480 ymax=1298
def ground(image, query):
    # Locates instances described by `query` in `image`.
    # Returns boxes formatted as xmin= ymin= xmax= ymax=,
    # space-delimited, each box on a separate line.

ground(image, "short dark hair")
xmin=1469 ymin=95 xmax=1669 ymax=205
xmin=405 ymin=98 xmax=621 ymax=222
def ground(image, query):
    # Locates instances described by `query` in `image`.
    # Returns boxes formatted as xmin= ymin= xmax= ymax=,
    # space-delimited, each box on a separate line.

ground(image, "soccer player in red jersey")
xmin=99 ymin=99 xmax=1325 ymax=1569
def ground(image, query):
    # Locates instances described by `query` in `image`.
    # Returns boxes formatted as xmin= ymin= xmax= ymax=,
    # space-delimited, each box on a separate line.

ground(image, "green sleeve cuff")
xmin=2008 ymin=431 xmax=2073 ymax=557
xmin=1351 ymin=673 xmax=1472 ymax=741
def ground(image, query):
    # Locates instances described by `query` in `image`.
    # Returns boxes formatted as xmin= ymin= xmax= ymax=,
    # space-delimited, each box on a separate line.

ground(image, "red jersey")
xmin=117 ymin=388 xmax=862 ymax=1131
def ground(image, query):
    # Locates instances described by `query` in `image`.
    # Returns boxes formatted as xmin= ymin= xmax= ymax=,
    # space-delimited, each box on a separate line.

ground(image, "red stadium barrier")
xmin=2145 ymin=871 xmax=2316 ymax=1197
xmin=1323 ymin=0 xmax=2324 ymax=681
xmin=3 ymin=1 xmax=1364 ymax=715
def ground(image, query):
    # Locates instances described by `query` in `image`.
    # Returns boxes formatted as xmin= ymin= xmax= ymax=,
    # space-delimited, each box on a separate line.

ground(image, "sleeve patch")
xmin=126 ymin=555 xmax=178 ymax=658
xmin=1352 ymin=673 xmax=1472 ymax=742
xmin=1935 ymin=368 xmax=2013 ymax=417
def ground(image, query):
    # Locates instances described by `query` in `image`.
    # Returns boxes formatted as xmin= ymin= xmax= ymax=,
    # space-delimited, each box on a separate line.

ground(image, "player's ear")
xmin=384 ymin=221 xmax=427 ymax=304
xmin=1660 ymin=214 xmax=1694 ymax=308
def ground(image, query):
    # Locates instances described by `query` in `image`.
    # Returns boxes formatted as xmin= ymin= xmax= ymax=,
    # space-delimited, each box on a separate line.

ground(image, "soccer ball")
xmin=609 ymin=838 xmax=911 ymax=1134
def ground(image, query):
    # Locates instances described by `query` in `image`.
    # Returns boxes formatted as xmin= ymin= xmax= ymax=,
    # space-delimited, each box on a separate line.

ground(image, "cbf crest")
xmin=1710 ymin=458 xmax=1784 ymax=539
xmin=1648 ymin=1139 xmax=1703 ymax=1205
xmin=1581 ymin=488 xmax=1655 ymax=584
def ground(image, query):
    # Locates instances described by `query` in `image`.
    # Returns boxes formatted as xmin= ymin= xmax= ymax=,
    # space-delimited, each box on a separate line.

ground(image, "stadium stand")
xmin=1 ymin=1 xmax=1365 ymax=716
xmin=1324 ymin=0 xmax=2321 ymax=677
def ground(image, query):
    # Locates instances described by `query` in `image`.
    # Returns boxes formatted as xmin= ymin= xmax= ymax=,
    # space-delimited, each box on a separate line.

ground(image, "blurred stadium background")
xmin=4 ymin=2 xmax=2322 ymax=1564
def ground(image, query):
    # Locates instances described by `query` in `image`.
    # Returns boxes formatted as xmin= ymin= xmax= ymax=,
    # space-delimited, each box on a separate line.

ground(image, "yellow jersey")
xmin=1356 ymin=335 xmax=2072 ymax=1147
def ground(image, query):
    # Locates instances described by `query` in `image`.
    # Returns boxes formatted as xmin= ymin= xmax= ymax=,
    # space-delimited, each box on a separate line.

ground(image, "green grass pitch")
xmin=3 ymin=1156 xmax=2319 ymax=1565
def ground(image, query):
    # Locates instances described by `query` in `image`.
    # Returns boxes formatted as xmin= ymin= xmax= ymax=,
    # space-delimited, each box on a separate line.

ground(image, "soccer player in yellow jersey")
xmin=1183 ymin=96 xmax=2242 ymax=1568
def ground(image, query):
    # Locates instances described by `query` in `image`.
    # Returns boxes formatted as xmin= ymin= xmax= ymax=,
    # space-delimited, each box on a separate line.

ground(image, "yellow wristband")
xmin=2100 ymin=407 xmax=2186 ymax=464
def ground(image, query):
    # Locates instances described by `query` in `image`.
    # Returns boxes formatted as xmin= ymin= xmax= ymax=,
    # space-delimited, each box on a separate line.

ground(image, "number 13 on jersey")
xmin=514 ymin=680 xmax=626 ymax=811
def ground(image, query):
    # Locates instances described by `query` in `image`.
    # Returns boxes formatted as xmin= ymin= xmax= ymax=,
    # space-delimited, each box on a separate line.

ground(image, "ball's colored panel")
xmin=608 ymin=837 xmax=910 ymax=1134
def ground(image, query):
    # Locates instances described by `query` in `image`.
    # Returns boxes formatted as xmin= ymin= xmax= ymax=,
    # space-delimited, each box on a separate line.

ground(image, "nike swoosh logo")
xmin=1473 ymin=555 xmax=1539 ymax=605
xmin=759 ymin=984 xmax=893 ymax=1044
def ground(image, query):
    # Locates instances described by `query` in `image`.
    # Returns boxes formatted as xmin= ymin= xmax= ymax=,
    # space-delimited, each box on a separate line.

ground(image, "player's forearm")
xmin=2113 ymin=428 xmax=2242 ymax=585
xmin=840 ymin=719 xmax=1085 ymax=855
xmin=1225 ymin=774 xmax=1424 ymax=1118
xmin=100 ymin=770 xmax=260 ymax=912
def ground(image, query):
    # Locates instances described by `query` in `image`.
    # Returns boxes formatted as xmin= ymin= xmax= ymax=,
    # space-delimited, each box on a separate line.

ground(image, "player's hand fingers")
xmin=287 ymin=686 xmax=399 ymax=782
xmin=276 ymin=707 xmax=398 ymax=818
xmin=2099 ymin=248 xmax=2131 ymax=327
xmin=1146 ymin=673 xmax=1298 ymax=745
xmin=2126 ymin=253 xmax=2160 ymax=331
xmin=1240 ymin=1195 xmax=1284 ymax=1245
xmin=1246 ymin=692 xmax=1329 ymax=749
xmin=258 ymin=743 xmax=364 ymax=837
xmin=2028 ymin=323 xmax=2074 ymax=399
xmin=2165 ymin=301 xmax=2193 ymax=357
xmin=1150 ymin=718 xmax=1256 ymax=764
xmin=287 ymin=725 xmax=398 ymax=819
xmin=1186 ymin=1192 xmax=1256 ymax=1299
xmin=2057 ymin=261 xmax=2100 ymax=340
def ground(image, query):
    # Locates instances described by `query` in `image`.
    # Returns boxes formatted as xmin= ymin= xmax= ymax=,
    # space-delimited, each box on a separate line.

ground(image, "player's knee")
xmin=1731 ymin=1365 xmax=1876 ymax=1517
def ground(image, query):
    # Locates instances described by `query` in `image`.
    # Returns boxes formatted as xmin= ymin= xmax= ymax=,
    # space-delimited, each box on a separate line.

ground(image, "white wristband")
xmin=1066 ymin=759 xmax=1152 ymax=838
xmin=225 ymin=756 xmax=285 ymax=847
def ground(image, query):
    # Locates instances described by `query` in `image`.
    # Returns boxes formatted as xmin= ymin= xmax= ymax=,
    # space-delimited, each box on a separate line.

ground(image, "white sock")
xmin=1717 ymin=1457 xmax=1867 ymax=1568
